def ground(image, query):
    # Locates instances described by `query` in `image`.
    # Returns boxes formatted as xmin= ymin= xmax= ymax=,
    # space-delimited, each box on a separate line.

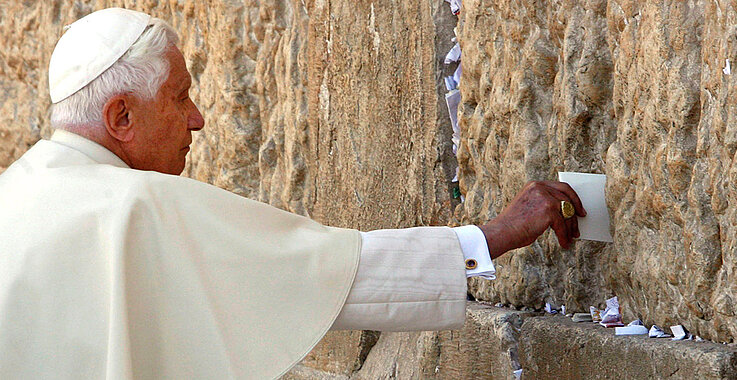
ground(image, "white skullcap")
xmin=48 ymin=8 xmax=152 ymax=104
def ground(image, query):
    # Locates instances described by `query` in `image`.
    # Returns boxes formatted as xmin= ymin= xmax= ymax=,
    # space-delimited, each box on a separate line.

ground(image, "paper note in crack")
xmin=445 ymin=89 xmax=461 ymax=134
xmin=444 ymin=43 xmax=461 ymax=64
xmin=557 ymin=172 xmax=613 ymax=242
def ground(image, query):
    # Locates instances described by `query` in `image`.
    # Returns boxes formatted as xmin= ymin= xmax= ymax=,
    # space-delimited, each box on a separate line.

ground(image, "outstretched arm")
xmin=331 ymin=181 xmax=586 ymax=332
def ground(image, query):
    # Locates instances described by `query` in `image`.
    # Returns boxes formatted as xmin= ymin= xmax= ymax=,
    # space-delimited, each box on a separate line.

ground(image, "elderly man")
xmin=0 ymin=8 xmax=585 ymax=379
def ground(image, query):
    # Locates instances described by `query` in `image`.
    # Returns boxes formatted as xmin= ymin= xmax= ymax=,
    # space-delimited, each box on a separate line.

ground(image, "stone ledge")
xmin=285 ymin=303 xmax=737 ymax=379
xmin=519 ymin=313 xmax=737 ymax=380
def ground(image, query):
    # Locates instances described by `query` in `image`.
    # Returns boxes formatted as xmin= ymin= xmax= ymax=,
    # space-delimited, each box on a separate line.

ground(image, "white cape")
xmin=0 ymin=130 xmax=361 ymax=379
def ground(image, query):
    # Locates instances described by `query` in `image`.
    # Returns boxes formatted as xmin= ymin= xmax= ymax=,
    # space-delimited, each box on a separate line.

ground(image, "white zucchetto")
xmin=48 ymin=8 xmax=151 ymax=103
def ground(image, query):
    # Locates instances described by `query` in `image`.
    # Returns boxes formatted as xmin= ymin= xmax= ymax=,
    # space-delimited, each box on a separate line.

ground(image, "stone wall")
xmin=2 ymin=0 xmax=737 ymax=376
xmin=459 ymin=0 xmax=737 ymax=345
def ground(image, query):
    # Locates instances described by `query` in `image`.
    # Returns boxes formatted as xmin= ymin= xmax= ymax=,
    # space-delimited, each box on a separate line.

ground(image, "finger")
xmin=562 ymin=209 xmax=580 ymax=240
xmin=570 ymin=213 xmax=580 ymax=238
xmin=549 ymin=209 xmax=571 ymax=249
xmin=543 ymin=181 xmax=587 ymax=216
xmin=545 ymin=187 xmax=579 ymax=240
xmin=542 ymin=193 xmax=571 ymax=248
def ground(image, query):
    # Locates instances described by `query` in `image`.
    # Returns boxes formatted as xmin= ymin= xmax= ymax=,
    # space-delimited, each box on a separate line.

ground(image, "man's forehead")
xmin=164 ymin=48 xmax=191 ymax=89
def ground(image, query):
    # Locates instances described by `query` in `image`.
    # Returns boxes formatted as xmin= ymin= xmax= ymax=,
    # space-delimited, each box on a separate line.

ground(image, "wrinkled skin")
xmin=95 ymin=46 xmax=205 ymax=175
xmin=480 ymin=181 xmax=586 ymax=259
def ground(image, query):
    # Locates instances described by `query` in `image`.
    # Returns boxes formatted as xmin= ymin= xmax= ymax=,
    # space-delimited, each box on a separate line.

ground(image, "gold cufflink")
xmin=465 ymin=259 xmax=477 ymax=270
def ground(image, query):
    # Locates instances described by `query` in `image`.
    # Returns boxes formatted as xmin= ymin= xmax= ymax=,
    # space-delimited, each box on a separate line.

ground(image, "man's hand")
xmin=479 ymin=181 xmax=587 ymax=259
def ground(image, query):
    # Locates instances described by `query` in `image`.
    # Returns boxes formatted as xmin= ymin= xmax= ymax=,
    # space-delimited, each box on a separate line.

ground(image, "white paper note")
xmin=453 ymin=63 xmax=462 ymax=85
xmin=670 ymin=325 xmax=689 ymax=340
xmin=444 ymin=76 xmax=457 ymax=91
xmin=557 ymin=172 xmax=613 ymax=242
xmin=444 ymin=43 xmax=461 ymax=64
xmin=445 ymin=0 xmax=461 ymax=15
xmin=445 ymin=89 xmax=461 ymax=134
xmin=615 ymin=325 xmax=648 ymax=335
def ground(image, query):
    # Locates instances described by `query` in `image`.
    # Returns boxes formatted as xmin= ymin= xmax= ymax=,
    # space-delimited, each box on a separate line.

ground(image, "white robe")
xmin=0 ymin=131 xmax=361 ymax=379
xmin=0 ymin=130 xmax=468 ymax=379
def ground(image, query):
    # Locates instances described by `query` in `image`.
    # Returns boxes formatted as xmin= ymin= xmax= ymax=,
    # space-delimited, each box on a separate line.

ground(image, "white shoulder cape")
xmin=0 ymin=130 xmax=361 ymax=379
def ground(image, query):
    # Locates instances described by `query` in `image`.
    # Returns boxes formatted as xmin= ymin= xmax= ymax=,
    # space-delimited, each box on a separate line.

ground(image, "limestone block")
xmin=519 ymin=314 xmax=737 ymax=379
xmin=458 ymin=0 xmax=616 ymax=319
xmin=605 ymin=0 xmax=737 ymax=343
xmin=0 ymin=1 xmax=56 ymax=171
xmin=282 ymin=364 xmax=348 ymax=380
xmin=458 ymin=0 xmax=737 ymax=342
xmin=298 ymin=330 xmax=379 ymax=376
xmin=307 ymin=304 xmax=534 ymax=380
xmin=434 ymin=304 xmax=535 ymax=379
xmin=287 ymin=305 xmax=737 ymax=379
xmin=304 ymin=0 xmax=456 ymax=230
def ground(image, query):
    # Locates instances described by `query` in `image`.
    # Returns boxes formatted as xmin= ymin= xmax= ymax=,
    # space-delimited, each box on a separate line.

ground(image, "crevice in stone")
xmin=353 ymin=330 xmax=381 ymax=373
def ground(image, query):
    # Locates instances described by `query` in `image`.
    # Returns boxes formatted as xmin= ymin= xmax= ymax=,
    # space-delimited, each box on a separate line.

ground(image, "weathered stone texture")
xmin=1 ymin=0 xmax=457 ymax=221
xmin=458 ymin=0 xmax=617 ymax=319
xmin=291 ymin=305 xmax=537 ymax=379
xmin=519 ymin=313 xmax=737 ymax=379
xmin=458 ymin=0 xmax=737 ymax=344
xmin=305 ymin=0 xmax=457 ymax=230
xmin=295 ymin=305 xmax=737 ymax=379
xmin=0 ymin=1 xmax=55 ymax=174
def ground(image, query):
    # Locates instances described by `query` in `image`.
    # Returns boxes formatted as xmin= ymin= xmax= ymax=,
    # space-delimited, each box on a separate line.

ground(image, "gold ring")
xmin=561 ymin=200 xmax=575 ymax=219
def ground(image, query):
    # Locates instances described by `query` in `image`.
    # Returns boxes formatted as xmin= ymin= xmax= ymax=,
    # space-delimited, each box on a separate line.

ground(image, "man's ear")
xmin=102 ymin=94 xmax=135 ymax=143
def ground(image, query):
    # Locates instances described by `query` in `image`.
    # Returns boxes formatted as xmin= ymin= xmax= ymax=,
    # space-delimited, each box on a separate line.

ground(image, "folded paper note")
xmin=453 ymin=63 xmax=462 ymax=86
xmin=670 ymin=325 xmax=691 ymax=341
xmin=590 ymin=306 xmax=602 ymax=323
xmin=444 ymin=0 xmax=461 ymax=15
xmin=615 ymin=325 xmax=648 ymax=335
xmin=599 ymin=296 xmax=624 ymax=327
xmin=557 ymin=172 xmax=613 ymax=242
xmin=444 ymin=43 xmax=461 ymax=64
xmin=648 ymin=325 xmax=672 ymax=338
xmin=445 ymin=89 xmax=461 ymax=135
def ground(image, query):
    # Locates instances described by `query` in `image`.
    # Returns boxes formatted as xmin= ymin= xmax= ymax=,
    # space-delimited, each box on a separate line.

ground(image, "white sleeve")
xmin=452 ymin=225 xmax=496 ymax=280
xmin=330 ymin=226 xmax=467 ymax=331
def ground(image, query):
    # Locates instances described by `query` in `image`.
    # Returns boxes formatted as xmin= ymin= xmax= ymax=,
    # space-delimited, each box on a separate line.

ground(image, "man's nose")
xmin=188 ymin=102 xmax=205 ymax=131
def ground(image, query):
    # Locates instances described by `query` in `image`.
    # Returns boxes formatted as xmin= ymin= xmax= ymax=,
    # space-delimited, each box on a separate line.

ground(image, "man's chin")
xmin=173 ymin=160 xmax=186 ymax=176
xmin=172 ymin=149 xmax=189 ymax=175
xmin=157 ymin=159 xmax=186 ymax=176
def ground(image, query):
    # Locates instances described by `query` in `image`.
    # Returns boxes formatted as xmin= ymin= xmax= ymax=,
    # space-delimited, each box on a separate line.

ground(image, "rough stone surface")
xmin=290 ymin=305 xmax=737 ymax=379
xmin=458 ymin=0 xmax=737 ymax=343
xmin=519 ymin=314 xmax=737 ymax=379
xmin=4 ymin=0 xmax=737 ymax=376
xmin=350 ymin=304 xmax=534 ymax=379
xmin=459 ymin=0 xmax=618 ymax=319
xmin=433 ymin=304 xmax=534 ymax=379
xmin=287 ymin=304 xmax=536 ymax=379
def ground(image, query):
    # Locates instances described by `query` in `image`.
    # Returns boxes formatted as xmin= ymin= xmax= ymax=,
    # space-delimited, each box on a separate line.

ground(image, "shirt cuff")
xmin=452 ymin=225 xmax=496 ymax=280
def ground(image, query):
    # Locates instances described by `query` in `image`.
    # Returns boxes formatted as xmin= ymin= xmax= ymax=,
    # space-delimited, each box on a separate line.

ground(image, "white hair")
xmin=50 ymin=18 xmax=179 ymax=129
